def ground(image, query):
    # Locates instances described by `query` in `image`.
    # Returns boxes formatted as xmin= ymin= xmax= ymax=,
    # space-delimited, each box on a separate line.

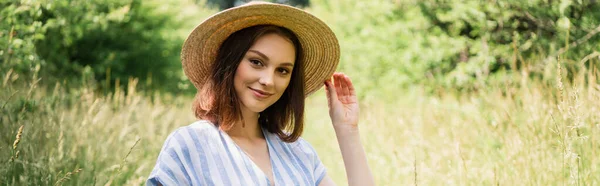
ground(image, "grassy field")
xmin=2 ymin=0 xmax=600 ymax=185
xmin=305 ymin=61 xmax=600 ymax=185
xmin=2 ymin=61 xmax=599 ymax=185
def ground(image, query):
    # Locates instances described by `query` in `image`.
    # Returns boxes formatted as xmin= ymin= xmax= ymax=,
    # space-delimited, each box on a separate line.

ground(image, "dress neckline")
xmin=219 ymin=127 xmax=277 ymax=186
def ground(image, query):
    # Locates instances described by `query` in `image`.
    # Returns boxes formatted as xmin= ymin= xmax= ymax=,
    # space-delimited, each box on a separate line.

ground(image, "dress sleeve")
xmin=146 ymin=128 xmax=192 ymax=186
xmin=298 ymin=138 xmax=327 ymax=185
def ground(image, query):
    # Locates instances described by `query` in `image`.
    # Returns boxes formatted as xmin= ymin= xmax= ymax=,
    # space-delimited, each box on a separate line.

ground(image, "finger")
xmin=342 ymin=75 xmax=353 ymax=94
xmin=344 ymin=75 xmax=356 ymax=97
xmin=334 ymin=74 xmax=344 ymax=100
xmin=324 ymin=81 xmax=331 ymax=106
xmin=341 ymin=75 xmax=351 ymax=101
xmin=334 ymin=73 xmax=349 ymax=102
xmin=344 ymin=75 xmax=357 ymax=103
xmin=325 ymin=78 xmax=338 ymax=102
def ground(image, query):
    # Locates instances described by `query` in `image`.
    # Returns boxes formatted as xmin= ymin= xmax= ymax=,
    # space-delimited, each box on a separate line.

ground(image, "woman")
xmin=147 ymin=2 xmax=374 ymax=186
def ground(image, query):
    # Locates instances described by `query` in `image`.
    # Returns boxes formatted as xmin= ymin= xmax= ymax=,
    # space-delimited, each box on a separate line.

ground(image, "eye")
xmin=278 ymin=67 xmax=290 ymax=75
xmin=249 ymin=59 xmax=263 ymax=67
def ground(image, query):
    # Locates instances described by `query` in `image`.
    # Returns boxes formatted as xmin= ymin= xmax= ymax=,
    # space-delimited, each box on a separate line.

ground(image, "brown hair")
xmin=193 ymin=25 xmax=305 ymax=142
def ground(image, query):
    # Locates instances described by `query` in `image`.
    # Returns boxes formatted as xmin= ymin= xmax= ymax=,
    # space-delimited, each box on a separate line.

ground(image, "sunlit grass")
xmin=2 ymin=58 xmax=599 ymax=185
xmin=306 ymin=61 xmax=600 ymax=185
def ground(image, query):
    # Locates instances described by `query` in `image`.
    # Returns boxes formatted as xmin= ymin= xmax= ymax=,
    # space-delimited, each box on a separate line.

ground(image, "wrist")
xmin=333 ymin=123 xmax=360 ymax=136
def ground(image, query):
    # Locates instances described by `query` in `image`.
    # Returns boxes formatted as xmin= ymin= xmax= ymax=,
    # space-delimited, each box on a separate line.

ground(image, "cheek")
xmin=234 ymin=63 xmax=251 ymax=83
xmin=233 ymin=64 xmax=248 ymax=93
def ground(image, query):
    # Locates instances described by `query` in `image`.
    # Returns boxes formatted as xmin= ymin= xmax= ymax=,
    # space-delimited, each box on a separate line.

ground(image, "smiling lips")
xmin=249 ymin=87 xmax=273 ymax=99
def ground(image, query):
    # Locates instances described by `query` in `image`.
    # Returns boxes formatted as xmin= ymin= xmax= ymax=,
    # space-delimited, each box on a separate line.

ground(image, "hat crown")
xmin=181 ymin=1 xmax=339 ymax=97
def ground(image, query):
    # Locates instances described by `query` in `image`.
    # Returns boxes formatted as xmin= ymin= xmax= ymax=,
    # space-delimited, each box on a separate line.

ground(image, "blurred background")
xmin=1 ymin=0 xmax=599 ymax=185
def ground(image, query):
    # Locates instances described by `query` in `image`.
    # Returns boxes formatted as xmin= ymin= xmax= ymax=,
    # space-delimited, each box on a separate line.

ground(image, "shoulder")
xmin=171 ymin=120 xmax=218 ymax=137
xmin=185 ymin=120 xmax=220 ymax=136
xmin=149 ymin=120 xmax=219 ymax=185
xmin=291 ymin=137 xmax=319 ymax=156
xmin=160 ymin=120 xmax=220 ymax=151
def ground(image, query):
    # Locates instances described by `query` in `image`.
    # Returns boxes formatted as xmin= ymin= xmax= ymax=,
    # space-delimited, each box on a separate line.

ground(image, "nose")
xmin=258 ymin=70 xmax=274 ymax=87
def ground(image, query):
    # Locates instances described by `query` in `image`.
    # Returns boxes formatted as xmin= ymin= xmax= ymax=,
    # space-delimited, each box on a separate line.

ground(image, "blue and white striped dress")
xmin=146 ymin=120 xmax=327 ymax=186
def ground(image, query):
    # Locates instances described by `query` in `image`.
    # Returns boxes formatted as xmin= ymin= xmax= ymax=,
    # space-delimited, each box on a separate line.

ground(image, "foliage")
xmin=4 ymin=0 xmax=598 ymax=97
xmin=204 ymin=0 xmax=310 ymax=10
xmin=309 ymin=0 xmax=599 ymax=101
xmin=0 ymin=0 xmax=213 ymax=94
xmin=416 ymin=0 xmax=600 ymax=87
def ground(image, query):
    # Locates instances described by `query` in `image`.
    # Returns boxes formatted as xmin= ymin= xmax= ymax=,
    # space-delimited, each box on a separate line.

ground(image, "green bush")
xmin=310 ymin=0 xmax=599 ymax=101
xmin=417 ymin=0 xmax=600 ymax=87
xmin=1 ymin=0 xmax=214 ymax=94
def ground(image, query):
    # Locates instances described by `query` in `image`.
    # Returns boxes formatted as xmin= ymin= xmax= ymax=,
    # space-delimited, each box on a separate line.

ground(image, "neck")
xmin=225 ymin=105 xmax=264 ymax=140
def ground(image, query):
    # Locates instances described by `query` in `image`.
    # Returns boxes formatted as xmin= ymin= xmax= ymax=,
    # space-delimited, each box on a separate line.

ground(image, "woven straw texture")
xmin=181 ymin=2 xmax=340 ymax=96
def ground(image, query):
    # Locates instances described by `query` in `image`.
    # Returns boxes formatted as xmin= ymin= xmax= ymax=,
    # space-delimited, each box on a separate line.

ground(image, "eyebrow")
xmin=248 ymin=50 xmax=295 ymax=67
xmin=280 ymin=63 xmax=294 ymax=67
xmin=248 ymin=50 xmax=269 ymax=61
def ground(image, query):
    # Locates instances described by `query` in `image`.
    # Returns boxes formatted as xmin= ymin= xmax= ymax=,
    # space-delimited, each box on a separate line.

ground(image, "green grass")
xmin=2 ymin=60 xmax=599 ymax=185
xmin=306 ymin=63 xmax=600 ymax=185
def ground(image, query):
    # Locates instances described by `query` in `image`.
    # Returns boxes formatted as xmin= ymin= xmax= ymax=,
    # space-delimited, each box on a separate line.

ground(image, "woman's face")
xmin=234 ymin=33 xmax=296 ymax=113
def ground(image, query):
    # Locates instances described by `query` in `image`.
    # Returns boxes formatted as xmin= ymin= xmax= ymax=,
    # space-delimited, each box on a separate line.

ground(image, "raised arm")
xmin=321 ymin=72 xmax=375 ymax=186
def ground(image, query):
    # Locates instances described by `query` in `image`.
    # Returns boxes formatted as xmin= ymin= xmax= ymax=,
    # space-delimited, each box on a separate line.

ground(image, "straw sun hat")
xmin=181 ymin=1 xmax=340 ymax=96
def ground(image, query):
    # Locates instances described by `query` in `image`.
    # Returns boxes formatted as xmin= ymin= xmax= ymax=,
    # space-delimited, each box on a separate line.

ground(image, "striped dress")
xmin=146 ymin=120 xmax=327 ymax=186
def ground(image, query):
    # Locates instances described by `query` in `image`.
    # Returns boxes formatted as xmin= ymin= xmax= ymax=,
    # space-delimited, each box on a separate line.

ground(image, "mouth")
xmin=249 ymin=87 xmax=273 ymax=98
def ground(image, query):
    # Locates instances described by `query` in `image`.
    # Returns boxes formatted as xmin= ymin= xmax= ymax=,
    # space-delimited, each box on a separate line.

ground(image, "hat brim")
xmin=181 ymin=2 xmax=340 ymax=96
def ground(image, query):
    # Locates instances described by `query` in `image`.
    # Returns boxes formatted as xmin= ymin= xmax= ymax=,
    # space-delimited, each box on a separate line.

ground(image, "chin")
xmin=241 ymin=98 xmax=272 ymax=113
xmin=247 ymin=105 xmax=269 ymax=113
